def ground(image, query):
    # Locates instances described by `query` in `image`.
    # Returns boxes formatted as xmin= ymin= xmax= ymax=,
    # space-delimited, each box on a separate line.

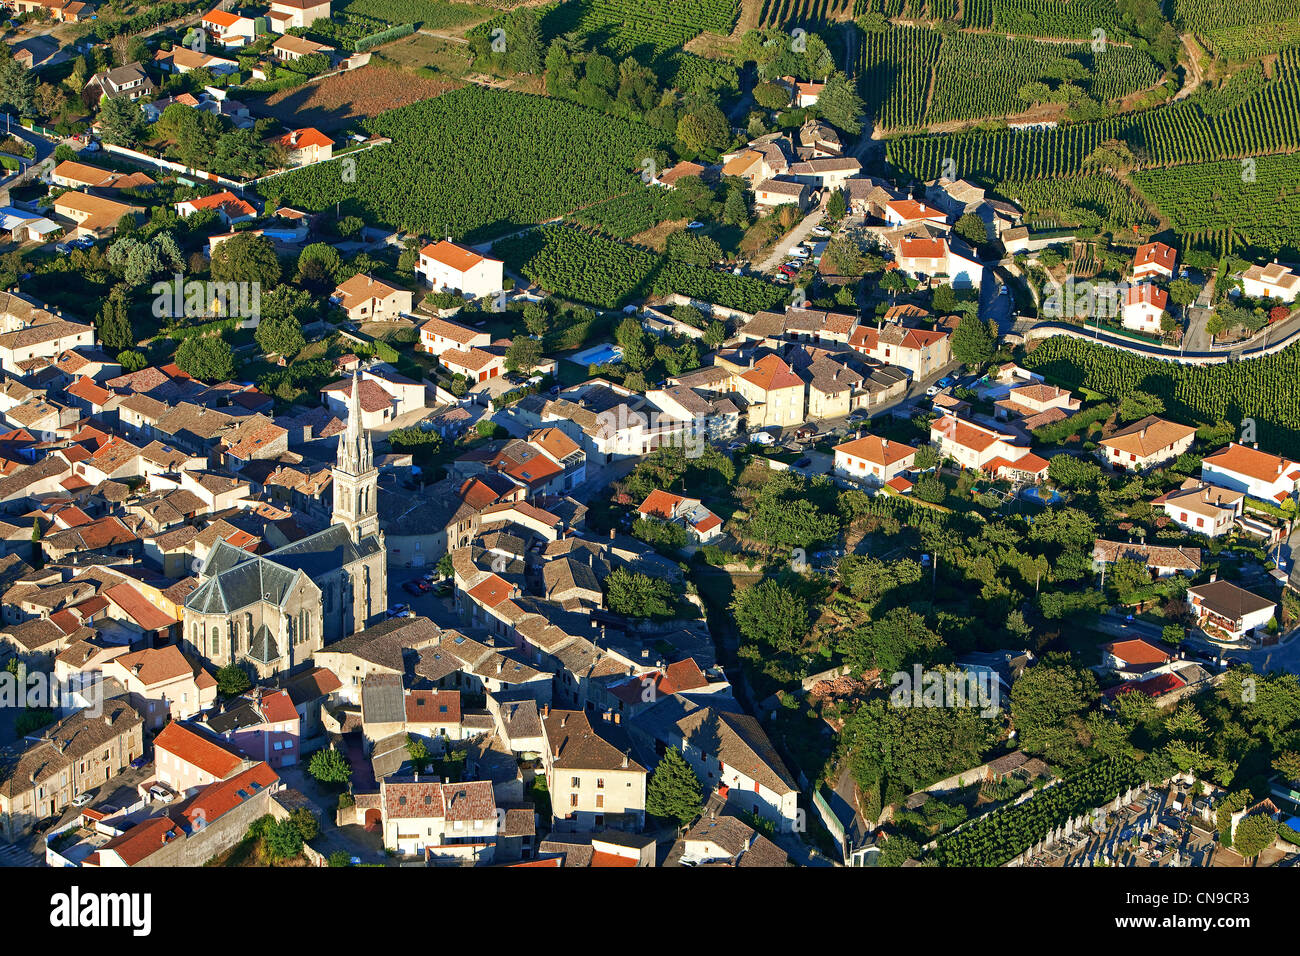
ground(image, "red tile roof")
xmin=154 ymin=721 xmax=244 ymax=779
xmin=1134 ymin=241 xmax=1176 ymax=273
xmin=834 ymin=434 xmax=915 ymax=467
xmin=1104 ymin=639 xmax=1173 ymax=667
xmin=1202 ymin=442 xmax=1299 ymax=484
xmin=740 ymin=354 xmax=802 ymax=391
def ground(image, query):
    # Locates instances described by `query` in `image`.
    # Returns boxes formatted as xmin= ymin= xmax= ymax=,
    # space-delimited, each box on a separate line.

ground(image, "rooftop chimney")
xmin=609 ymin=528 xmax=616 ymax=540
xmin=621 ymin=752 xmax=629 ymax=768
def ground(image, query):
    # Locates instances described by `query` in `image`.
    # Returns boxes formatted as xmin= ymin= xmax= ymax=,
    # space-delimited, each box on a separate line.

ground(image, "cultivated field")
xmin=249 ymin=65 xmax=461 ymax=131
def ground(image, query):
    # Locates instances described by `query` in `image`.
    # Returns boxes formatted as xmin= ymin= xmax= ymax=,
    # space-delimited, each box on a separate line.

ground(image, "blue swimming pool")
xmin=569 ymin=342 xmax=624 ymax=366
xmin=1022 ymin=486 xmax=1064 ymax=505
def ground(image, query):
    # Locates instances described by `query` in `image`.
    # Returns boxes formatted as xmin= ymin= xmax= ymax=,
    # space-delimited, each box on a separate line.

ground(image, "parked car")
xmin=402 ymin=580 xmax=423 ymax=596
xmin=686 ymin=221 xmax=704 ymax=229
xmin=130 ymin=755 xmax=149 ymax=770
xmin=926 ymin=385 xmax=941 ymax=397
xmin=148 ymin=785 xmax=173 ymax=804
xmin=386 ymin=603 xmax=411 ymax=619
xmin=811 ymin=226 xmax=831 ymax=238
xmin=788 ymin=246 xmax=808 ymax=258
xmin=72 ymin=792 xmax=94 ymax=808
xmin=936 ymin=377 xmax=954 ymax=388
xmin=750 ymin=432 xmax=775 ymax=446
xmin=795 ymin=457 xmax=812 ymax=469
xmin=779 ymin=264 xmax=799 ymax=277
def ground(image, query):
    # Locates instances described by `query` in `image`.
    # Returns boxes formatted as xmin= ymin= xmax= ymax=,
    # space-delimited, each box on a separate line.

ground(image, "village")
xmin=0 ymin=0 xmax=1292 ymax=881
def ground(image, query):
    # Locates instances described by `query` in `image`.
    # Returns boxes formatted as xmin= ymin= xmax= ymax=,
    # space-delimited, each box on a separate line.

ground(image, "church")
xmin=183 ymin=374 xmax=388 ymax=679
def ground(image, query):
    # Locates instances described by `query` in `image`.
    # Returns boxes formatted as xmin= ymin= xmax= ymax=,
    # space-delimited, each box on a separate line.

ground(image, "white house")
xmin=1187 ymin=579 xmax=1276 ymax=642
xmin=1098 ymin=416 xmax=1196 ymax=472
xmin=1201 ymin=442 xmax=1300 ymax=504
xmin=1122 ymin=283 xmax=1168 ymax=333
xmin=1132 ymin=241 xmax=1176 ymax=281
xmin=636 ymin=489 xmax=723 ymax=544
xmin=884 ymin=200 xmax=948 ymax=228
xmin=929 ymin=415 xmax=1046 ymax=480
xmin=1154 ymin=480 xmax=1244 ymax=538
xmin=201 ymin=8 xmax=257 ymax=47
xmin=418 ymin=315 xmax=491 ymax=357
xmin=833 ymin=434 xmax=915 ymax=487
xmin=416 ymin=240 xmax=504 ymax=300
xmin=896 ymin=236 xmax=982 ymax=289
xmin=1241 ymin=261 xmax=1300 ymax=302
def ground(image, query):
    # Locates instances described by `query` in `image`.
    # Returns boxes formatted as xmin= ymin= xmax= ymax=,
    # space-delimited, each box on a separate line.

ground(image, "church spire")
xmin=332 ymin=370 xmax=378 ymax=542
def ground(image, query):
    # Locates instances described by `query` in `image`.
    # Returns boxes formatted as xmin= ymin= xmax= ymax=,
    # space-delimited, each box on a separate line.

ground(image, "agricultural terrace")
xmin=888 ymin=48 xmax=1300 ymax=182
xmin=495 ymin=223 xmax=788 ymax=311
xmin=258 ymin=87 xmax=667 ymax=243
xmin=1171 ymin=0 xmax=1300 ymax=58
xmin=474 ymin=0 xmax=741 ymax=70
xmin=754 ymin=0 xmax=856 ymax=27
xmin=853 ymin=0 xmax=1123 ymax=37
xmin=1022 ymin=337 xmax=1300 ymax=449
xmin=855 ymin=24 xmax=1160 ymax=132
xmin=1130 ymin=152 xmax=1300 ymax=257
xmin=995 ymin=174 xmax=1156 ymax=233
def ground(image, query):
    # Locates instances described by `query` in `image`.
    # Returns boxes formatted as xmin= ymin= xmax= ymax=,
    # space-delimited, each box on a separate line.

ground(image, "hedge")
xmin=353 ymin=22 xmax=414 ymax=52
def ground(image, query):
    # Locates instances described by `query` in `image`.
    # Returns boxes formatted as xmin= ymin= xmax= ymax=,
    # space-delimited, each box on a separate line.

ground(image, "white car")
xmin=750 ymin=432 xmax=776 ymax=446
xmin=686 ymin=221 xmax=704 ymax=229
xmin=811 ymin=227 xmax=831 ymax=238
xmin=926 ymin=385 xmax=941 ymax=397
xmin=72 ymin=792 xmax=93 ymax=807
xmin=788 ymin=246 xmax=808 ymax=259
xmin=148 ymin=785 xmax=174 ymax=804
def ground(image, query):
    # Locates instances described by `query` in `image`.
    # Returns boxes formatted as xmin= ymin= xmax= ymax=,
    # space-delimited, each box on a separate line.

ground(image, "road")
xmin=1181 ymin=273 xmax=1216 ymax=353
xmin=755 ymin=204 xmax=827 ymax=274
xmin=978 ymin=267 xmax=1014 ymax=335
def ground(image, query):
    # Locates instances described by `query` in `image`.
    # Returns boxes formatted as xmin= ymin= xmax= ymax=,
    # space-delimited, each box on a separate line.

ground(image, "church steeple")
xmin=332 ymin=371 xmax=379 ymax=542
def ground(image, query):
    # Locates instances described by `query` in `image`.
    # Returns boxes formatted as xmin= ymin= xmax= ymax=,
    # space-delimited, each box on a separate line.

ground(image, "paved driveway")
xmin=755 ymin=204 xmax=828 ymax=274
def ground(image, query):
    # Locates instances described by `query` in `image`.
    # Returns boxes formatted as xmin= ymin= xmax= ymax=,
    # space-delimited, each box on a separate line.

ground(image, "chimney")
xmin=560 ymin=714 xmax=567 ymax=728
xmin=613 ymin=712 xmax=621 ymax=725
xmin=414 ymin=771 xmax=419 ymax=783
xmin=540 ymin=704 xmax=549 ymax=718
xmin=102 ymin=712 xmax=112 ymax=727
xmin=1209 ymin=572 xmax=1217 ymax=583
xmin=621 ymin=752 xmax=629 ymax=768
xmin=609 ymin=528 xmax=616 ymax=540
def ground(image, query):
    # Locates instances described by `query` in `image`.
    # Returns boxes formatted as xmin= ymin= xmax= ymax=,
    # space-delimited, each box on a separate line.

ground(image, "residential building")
xmin=637 ymin=489 xmax=723 ymax=544
xmin=102 ymin=646 xmax=217 ymax=730
xmin=833 ymin=434 xmax=916 ymax=487
xmin=1122 ymin=283 xmax=1168 ymax=334
xmin=53 ymin=192 xmax=141 ymax=239
xmin=1186 ymin=579 xmax=1276 ymax=642
xmin=1201 ymin=442 xmax=1300 ymax=504
xmin=416 ymin=240 xmax=504 ymax=299
xmin=268 ymin=0 xmax=332 ymax=30
xmin=378 ymin=777 xmax=498 ymax=863
xmin=1241 ymin=261 xmax=1300 ymax=302
xmin=735 ymin=354 xmax=805 ymax=431
xmin=152 ymin=720 xmax=247 ymax=796
xmin=201 ymin=8 xmax=258 ymax=47
xmin=275 ymin=128 xmax=333 ymax=166
xmin=1099 ymin=416 xmax=1197 ymax=472
xmin=541 ymin=708 xmax=646 ymax=833
xmin=419 ymin=315 xmax=491 ymax=357
xmin=331 ymin=274 xmax=412 ymax=321
xmin=1091 ymin=539 xmax=1203 ymax=579
xmin=848 ymin=322 xmax=951 ymax=378
xmin=0 ymin=700 xmax=144 ymax=840
xmin=1154 ymin=480 xmax=1245 ymax=538
xmin=1133 ymin=241 xmax=1177 ymax=281
xmin=83 ymin=62 xmax=154 ymax=101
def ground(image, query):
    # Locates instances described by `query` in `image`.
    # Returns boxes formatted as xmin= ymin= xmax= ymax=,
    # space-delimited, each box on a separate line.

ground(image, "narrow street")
xmin=755 ymin=204 xmax=827 ymax=274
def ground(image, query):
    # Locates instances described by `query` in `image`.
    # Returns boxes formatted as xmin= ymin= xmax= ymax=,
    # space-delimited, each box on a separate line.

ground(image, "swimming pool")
xmin=569 ymin=342 xmax=624 ymax=366
xmin=1022 ymin=486 xmax=1064 ymax=505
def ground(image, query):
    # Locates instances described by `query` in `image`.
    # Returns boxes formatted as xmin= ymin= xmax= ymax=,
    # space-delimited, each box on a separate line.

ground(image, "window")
xmin=570 ymin=794 xmax=578 ymax=808
xmin=595 ymin=795 xmax=604 ymax=808
xmin=595 ymin=778 xmax=604 ymax=789
xmin=570 ymin=777 xmax=580 ymax=788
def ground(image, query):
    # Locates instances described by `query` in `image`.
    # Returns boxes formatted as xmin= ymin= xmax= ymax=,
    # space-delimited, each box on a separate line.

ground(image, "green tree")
xmin=877 ymin=834 xmax=921 ymax=866
xmin=814 ymin=72 xmax=864 ymax=134
xmin=95 ymin=284 xmax=134 ymax=351
xmin=297 ymin=242 xmax=342 ymax=289
xmin=308 ymin=747 xmax=352 ymax=785
xmin=753 ymin=81 xmax=791 ymax=110
xmin=1117 ymin=389 xmax=1164 ymax=423
xmin=1009 ymin=654 xmax=1098 ymax=765
xmin=216 ymin=662 xmax=250 ymax=697
xmin=264 ymin=817 xmax=304 ymax=860
xmin=951 ymin=310 xmax=995 ymax=365
xmin=505 ymin=335 xmax=542 ymax=375
xmin=255 ymin=312 xmax=305 ymax=359
xmin=730 ymin=578 xmax=807 ymax=653
xmin=406 ymin=734 xmax=432 ymax=774
xmin=954 ymin=213 xmax=988 ymax=247
xmin=676 ymin=103 xmax=729 ymax=154
xmin=0 ymin=57 xmax=35 ymax=115
xmin=824 ymin=187 xmax=847 ymax=222
xmin=1232 ymin=814 xmax=1279 ymax=859
xmin=507 ymin=8 xmax=544 ymax=74
xmin=175 ymin=334 xmax=235 ymax=382
xmin=98 ymin=95 xmax=145 ymax=146
xmin=645 ymin=747 xmax=703 ymax=827
xmin=605 ymin=567 xmax=676 ymax=619
xmin=210 ymin=232 xmax=281 ymax=287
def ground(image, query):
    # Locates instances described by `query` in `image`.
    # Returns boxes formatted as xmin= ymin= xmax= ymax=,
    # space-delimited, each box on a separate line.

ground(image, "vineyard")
xmin=855 ymin=24 xmax=940 ymax=131
xmin=259 ymin=87 xmax=665 ymax=244
xmin=335 ymin=0 xmax=494 ymax=28
xmin=888 ymin=48 xmax=1300 ymax=182
xmin=856 ymin=24 xmax=1159 ymax=131
xmin=493 ymin=223 xmax=787 ymax=311
xmin=539 ymin=0 xmax=740 ymax=61
xmin=1022 ymin=336 xmax=1300 ymax=449
xmin=494 ymin=225 xmax=660 ymax=309
xmin=931 ymin=759 xmax=1146 ymax=866
xmin=569 ymin=189 xmax=683 ymax=239
xmin=995 ymin=174 xmax=1154 ymax=232
xmin=959 ymin=0 xmax=1123 ymax=38
xmin=926 ymin=34 xmax=1159 ymax=124
xmin=1131 ymin=152 xmax=1300 ymax=256
xmin=1172 ymin=0 xmax=1300 ymax=58
xmin=756 ymin=0 xmax=855 ymax=27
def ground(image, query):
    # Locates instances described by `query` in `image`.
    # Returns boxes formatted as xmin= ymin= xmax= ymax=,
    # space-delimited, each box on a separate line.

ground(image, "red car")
xmin=779 ymin=264 xmax=798 ymax=277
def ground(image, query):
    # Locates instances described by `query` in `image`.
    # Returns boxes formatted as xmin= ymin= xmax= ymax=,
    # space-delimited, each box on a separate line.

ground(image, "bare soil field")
xmin=250 ymin=65 xmax=460 ymax=131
